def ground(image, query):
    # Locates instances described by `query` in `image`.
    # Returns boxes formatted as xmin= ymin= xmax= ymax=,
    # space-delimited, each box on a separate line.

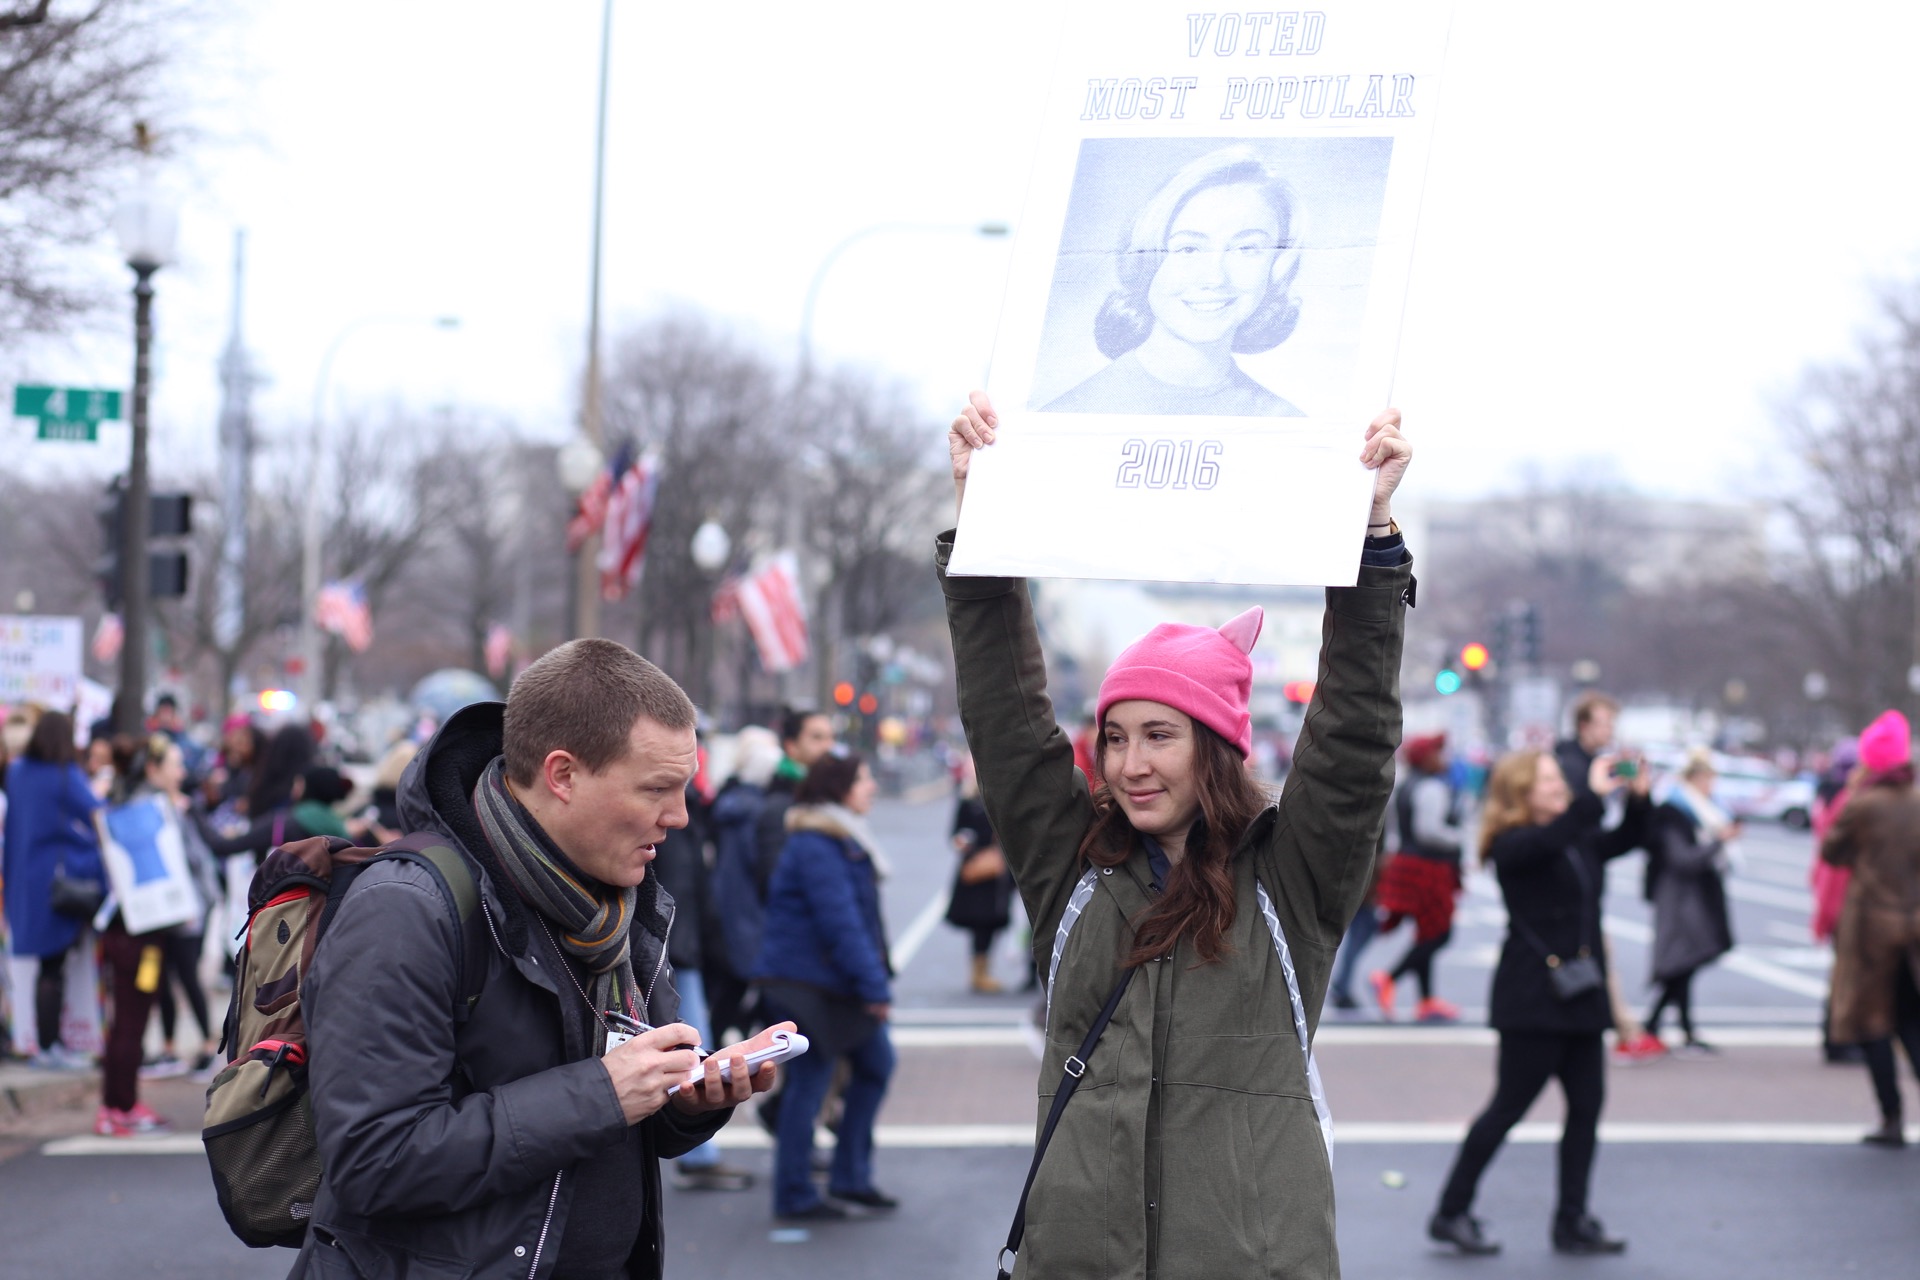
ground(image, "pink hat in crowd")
xmin=1858 ymin=710 xmax=1912 ymax=774
xmin=1096 ymin=607 xmax=1263 ymax=759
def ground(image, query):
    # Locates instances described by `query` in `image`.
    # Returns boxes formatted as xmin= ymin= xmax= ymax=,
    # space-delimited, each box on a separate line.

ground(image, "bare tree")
xmin=0 ymin=0 xmax=186 ymax=337
xmin=1773 ymin=278 xmax=1920 ymax=725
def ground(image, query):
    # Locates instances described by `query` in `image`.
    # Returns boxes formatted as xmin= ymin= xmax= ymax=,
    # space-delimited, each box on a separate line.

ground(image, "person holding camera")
xmin=1429 ymin=746 xmax=1650 ymax=1258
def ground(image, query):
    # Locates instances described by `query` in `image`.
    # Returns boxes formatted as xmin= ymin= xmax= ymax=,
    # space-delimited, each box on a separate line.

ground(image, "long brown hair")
xmin=1080 ymin=718 xmax=1270 ymax=967
xmin=1478 ymin=749 xmax=1548 ymax=863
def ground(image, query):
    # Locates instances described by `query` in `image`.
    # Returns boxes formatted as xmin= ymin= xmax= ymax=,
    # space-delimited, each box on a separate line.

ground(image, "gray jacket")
xmin=292 ymin=702 xmax=726 ymax=1280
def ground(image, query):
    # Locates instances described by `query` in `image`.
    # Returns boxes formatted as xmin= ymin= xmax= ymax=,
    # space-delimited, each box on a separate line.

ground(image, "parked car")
xmin=1712 ymin=754 xmax=1814 ymax=829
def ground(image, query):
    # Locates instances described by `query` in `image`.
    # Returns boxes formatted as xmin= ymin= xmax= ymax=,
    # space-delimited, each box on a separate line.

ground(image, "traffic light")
xmin=1282 ymin=680 xmax=1316 ymax=704
xmin=1491 ymin=613 xmax=1512 ymax=667
xmin=1515 ymin=602 xmax=1541 ymax=665
xmin=1435 ymin=667 xmax=1463 ymax=695
xmin=95 ymin=478 xmax=192 ymax=609
xmin=1459 ymin=642 xmax=1490 ymax=672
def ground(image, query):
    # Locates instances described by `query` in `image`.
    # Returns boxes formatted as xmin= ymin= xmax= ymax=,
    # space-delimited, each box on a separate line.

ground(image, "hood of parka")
xmin=394 ymin=700 xmax=672 ymax=961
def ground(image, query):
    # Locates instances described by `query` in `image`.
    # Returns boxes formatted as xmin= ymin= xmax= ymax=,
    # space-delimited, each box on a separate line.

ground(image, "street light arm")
xmin=798 ymin=221 xmax=1009 ymax=375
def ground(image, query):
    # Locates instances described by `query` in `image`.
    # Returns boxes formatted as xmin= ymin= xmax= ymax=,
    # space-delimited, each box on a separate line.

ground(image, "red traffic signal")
xmin=1460 ymin=642 xmax=1490 ymax=671
xmin=1282 ymin=680 xmax=1316 ymax=704
xmin=832 ymin=681 xmax=855 ymax=707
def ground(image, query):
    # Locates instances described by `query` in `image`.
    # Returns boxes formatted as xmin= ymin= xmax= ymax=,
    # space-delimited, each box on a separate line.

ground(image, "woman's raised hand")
xmin=1361 ymin=408 xmax=1411 ymax=527
xmin=949 ymin=390 xmax=998 ymax=518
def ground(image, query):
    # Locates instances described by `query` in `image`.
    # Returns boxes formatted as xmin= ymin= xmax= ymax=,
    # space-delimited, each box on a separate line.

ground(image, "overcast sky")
xmin=10 ymin=0 xmax=1920 ymax=506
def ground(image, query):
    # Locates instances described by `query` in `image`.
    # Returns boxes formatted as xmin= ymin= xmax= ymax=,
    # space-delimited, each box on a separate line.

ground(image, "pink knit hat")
xmin=1096 ymin=607 xmax=1263 ymax=758
xmin=1859 ymin=710 xmax=1912 ymax=774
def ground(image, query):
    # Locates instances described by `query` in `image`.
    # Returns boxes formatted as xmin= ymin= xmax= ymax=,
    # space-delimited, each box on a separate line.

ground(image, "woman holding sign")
xmin=941 ymin=390 xmax=1410 ymax=1278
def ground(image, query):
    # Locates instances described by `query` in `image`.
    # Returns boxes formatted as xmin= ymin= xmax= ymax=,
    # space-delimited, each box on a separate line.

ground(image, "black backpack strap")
xmin=996 ymin=965 xmax=1136 ymax=1280
xmin=377 ymin=834 xmax=490 ymax=1024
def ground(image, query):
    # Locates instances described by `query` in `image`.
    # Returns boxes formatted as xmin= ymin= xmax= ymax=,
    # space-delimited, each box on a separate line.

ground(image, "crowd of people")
xmin=0 ymin=394 xmax=1914 ymax=1278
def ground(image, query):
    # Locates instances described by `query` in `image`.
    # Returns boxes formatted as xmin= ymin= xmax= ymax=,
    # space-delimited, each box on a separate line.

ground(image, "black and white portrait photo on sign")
xmin=1031 ymin=136 xmax=1392 ymax=418
xmin=948 ymin=0 xmax=1451 ymax=586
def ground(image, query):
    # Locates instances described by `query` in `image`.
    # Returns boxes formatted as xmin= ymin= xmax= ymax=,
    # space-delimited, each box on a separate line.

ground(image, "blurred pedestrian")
xmin=653 ymin=779 xmax=757 ymax=1193
xmin=754 ymin=709 xmax=837 ymax=895
xmin=1819 ymin=709 xmax=1920 ymax=1147
xmin=755 ymin=753 xmax=898 ymax=1220
xmin=945 ymin=757 xmax=1014 ymax=994
xmin=133 ymin=729 xmax=221 ymax=1082
xmin=202 ymin=713 xmax=261 ymax=819
xmin=193 ymin=724 xmax=318 ymax=862
xmin=1812 ymin=737 xmax=1863 ymax=1063
xmin=350 ymin=738 xmax=417 ymax=844
xmin=2 ymin=711 xmax=105 ymax=1070
xmin=1371 ymin=732 xmax=1464 ymax=1022
xmin=293 ymin=764 xmax=353 ymax=839
xmin=94 ymin=735 xmax=195 ymax=1136
xmin=942 ymin=392 xmax=1413 ymax=1277
xmin=1430 ymin=746 xmax=1650 ymax=1256
xmin=1643 ymin=749 xmax=1736 ymax=1055
xmin=1328 ymin=830 xmax=1386 ymax=1010
xmin=706 ymin=726 xmax=785 ymax=1042
xmin=1555 ymin=691 xmax=1664 ymax=1063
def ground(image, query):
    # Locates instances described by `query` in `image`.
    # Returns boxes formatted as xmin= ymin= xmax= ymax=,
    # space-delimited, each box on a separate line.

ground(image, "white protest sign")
xmin=0 ymin=615 xmax=84 ymax=706
xmin=950 ymin=1 xmax=1451 ymax=585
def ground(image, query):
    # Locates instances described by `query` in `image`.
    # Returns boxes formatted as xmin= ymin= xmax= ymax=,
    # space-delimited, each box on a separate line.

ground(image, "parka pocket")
xmin=1161 ymin=1031 xmax=1306 ymax=1099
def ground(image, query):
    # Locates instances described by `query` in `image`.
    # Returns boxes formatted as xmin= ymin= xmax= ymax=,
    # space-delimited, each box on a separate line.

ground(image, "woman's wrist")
xmin=1367 ymin=504 xmax=1393 ymax=530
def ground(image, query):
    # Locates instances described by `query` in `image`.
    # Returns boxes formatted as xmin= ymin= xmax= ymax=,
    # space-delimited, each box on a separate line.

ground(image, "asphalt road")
xmin=7 ymin=794 xmax=1915 ymax=1279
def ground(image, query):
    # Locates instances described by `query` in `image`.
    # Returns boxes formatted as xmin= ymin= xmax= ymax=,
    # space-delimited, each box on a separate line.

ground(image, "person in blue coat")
xmin=753 ymin=752 xmax=897 ymax=1220
xmin=2 ymin=711 xmax=103 ymax=1068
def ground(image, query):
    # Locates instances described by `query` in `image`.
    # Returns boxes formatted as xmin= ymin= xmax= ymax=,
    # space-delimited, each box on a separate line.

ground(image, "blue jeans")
xmin=673 ymin=969 xmax=721 ymax=1170
xmin=774 ymin=1022 xmax=895 ymax=1214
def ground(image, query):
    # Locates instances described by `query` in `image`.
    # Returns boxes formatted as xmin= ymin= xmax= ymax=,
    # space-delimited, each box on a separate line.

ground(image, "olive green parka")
xmin=938 ymin=531 xmax=1411 ymax=1280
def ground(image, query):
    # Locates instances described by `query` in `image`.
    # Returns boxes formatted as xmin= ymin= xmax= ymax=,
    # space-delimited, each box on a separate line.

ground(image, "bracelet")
xmin=1367 ymin=520 xmax=1399 ymax=534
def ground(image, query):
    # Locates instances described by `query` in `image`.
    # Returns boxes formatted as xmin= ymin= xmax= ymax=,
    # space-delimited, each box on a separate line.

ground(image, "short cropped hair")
xmin=779 ymin=707 xmax=829 ymax=751
xmin=505 ymin=638 xmax=695 ymax=787
xmin=1095 ymin=145 xmax=1304 ymax=360
xmin=1573 ymin=691 xmax=1621 ymax=730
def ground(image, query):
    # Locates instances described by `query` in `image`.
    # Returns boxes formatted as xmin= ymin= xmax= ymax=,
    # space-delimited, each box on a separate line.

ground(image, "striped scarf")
xmin=473 ymin=757 xmax=636 ymax=1046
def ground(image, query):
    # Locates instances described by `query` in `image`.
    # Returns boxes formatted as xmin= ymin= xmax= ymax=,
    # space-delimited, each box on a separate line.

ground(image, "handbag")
xmin=49 ymin=856 xmax=106 ymax=921
xmin=1509 ymin=847 xmax=1604 ymax=1003
xmin=958 ymin=847 xmax=1008 ymax=886
xmin=995 ymin=966 xmax=1135 ymax=1280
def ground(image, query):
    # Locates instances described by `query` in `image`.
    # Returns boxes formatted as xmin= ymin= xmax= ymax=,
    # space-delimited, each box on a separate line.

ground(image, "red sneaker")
xmin=1613 ymin=1032 xmax=1667 ymax=1065
xmin=121 ymin=1101 xmax=170 ymax=1134
xmin=1370 ymin=970 xmax=1397 ymax=1020
xmin=1416 ymin=997 xmax=1461 ymax=1024
xmin=94 ymin=1106 xmax=134 ymax=1138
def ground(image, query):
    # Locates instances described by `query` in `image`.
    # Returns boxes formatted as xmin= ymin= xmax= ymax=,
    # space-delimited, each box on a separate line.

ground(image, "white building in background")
xmin=1420 ymin=493 xmax=1771 ymax=589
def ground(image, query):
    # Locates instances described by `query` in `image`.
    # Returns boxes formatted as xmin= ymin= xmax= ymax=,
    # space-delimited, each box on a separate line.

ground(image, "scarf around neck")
xmin=1675 ymin=781 xmax=1735 ymax=842
xmin=473 ymin=757 xmax=637 ymax=1045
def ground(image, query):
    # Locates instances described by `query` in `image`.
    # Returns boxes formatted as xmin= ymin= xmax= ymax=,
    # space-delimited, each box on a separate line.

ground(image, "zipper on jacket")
xmin=642 ymin=902 xmax=675 ymax=1015
xmin=526 ymin=1170 xmax=562 ymax=1277
xmin=480 ymin=896 xmax=508 ymax=958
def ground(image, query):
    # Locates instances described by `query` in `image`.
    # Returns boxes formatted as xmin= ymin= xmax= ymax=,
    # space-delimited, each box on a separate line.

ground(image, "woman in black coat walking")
xmin=1430 ymin=745 xmax=1650 ymax=1257
xmin=943 ymin=760 xmax=1014 ymax=993
xmin=1644 ymin=750 xmax=1736 ymax=1053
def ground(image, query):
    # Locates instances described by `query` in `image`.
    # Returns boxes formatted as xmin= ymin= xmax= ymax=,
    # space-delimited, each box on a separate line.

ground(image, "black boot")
xmin=1861 ymin=1117 xmax=1907 ymax=1148
xmin=1553 ymin=1213 xmax=1627 ymax=1255
xmin=1428 ymin=1211 xmax=1501 ymax=1255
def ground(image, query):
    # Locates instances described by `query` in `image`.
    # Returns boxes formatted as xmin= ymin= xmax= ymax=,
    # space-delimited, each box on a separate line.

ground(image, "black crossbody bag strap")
xmin=996 ymin=966 xmax=1137 ymax=1280
xmin=1506 ymin=847 xmax=1595 ymax=962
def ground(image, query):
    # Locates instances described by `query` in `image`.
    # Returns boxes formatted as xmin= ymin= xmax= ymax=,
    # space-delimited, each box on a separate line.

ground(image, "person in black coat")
xmin=943 ymin=762 xmax=1014 ymax=993
xmin=1643 ymin=751 xmax=1736 ymax=1054
xmin=1430 ymin=744 xmax=1650 ymax=1258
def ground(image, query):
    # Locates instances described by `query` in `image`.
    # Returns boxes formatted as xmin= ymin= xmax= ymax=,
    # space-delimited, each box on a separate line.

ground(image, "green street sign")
xmin=37 ymin=420 xmax=99 ymax=442
xmin=13 ymin=384 xmax=124 ymax=426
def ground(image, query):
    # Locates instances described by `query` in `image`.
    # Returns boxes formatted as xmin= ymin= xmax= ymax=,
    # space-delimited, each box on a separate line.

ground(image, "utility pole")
xmin=214 ymin=231 xmax=255 ymax=707
xmin=572 ymin=0 xmax=614 ymax=641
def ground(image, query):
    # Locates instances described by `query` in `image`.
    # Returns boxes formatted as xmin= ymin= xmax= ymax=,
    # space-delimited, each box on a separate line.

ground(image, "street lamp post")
xmin=297 ymin=315 xmax=458 ymax=710
xmin=690 ymin=519 xmax=731 ymax=713
xmin=111 ymin=180 xmax=178 ymax=736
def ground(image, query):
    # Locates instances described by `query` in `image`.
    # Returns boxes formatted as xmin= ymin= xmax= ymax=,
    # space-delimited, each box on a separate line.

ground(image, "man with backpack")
xmin=288 ymin=639 xmax=781 ymax=1279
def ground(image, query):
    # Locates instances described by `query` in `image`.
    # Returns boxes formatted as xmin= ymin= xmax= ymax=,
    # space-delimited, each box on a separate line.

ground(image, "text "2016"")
xmin=1116 ymin=439 xmax=1224 ymax=490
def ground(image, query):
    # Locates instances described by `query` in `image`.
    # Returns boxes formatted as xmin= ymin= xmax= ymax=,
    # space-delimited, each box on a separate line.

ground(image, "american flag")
xmin=712 ymin=550 xmax=810 ymax=673
xmin=315 ymin=580 xmax=374 ymax=653
xmin=91 ymin=612 xmax=124 ymax=664
xmin=484 ymin=623 xmax=514 ymax=679
xmin=565 ymin=463 xmax=614 ymax=554
xmin=598 ymin=451 xmax=660 ymax=602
